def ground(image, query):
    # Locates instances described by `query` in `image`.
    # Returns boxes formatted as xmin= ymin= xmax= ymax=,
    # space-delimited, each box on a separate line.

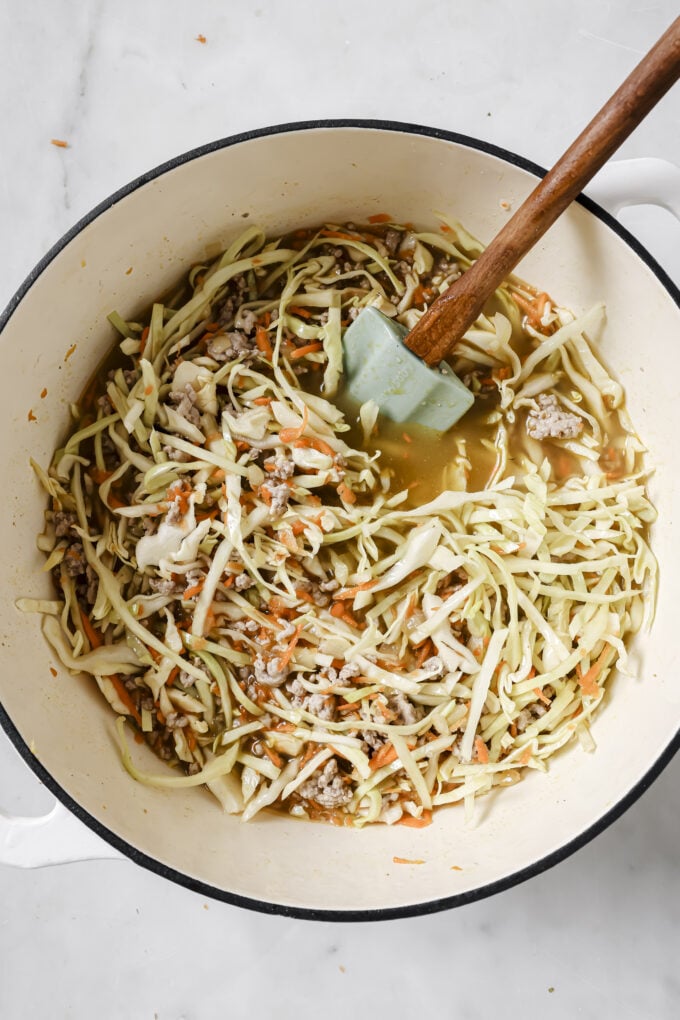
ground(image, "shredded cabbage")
xmin=23 ymin=218 xmax=657 ymax=828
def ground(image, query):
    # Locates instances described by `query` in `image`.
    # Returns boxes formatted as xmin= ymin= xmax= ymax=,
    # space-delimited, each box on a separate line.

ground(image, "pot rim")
xmin=1 ymin=117 xmax=678 ymax=922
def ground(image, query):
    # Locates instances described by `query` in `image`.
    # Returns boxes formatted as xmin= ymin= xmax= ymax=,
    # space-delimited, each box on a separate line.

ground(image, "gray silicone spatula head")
xmin=342 ymin=307 xmax=474 ymax=432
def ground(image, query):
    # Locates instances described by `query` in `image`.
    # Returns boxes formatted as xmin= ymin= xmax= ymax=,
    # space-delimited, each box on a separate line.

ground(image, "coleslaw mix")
xmin=21 ymin=219 xmax=657 ymax=827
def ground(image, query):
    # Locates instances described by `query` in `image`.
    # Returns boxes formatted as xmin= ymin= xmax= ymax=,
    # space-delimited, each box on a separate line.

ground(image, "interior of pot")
xmin=1 ymin=124 xmax=678 ymax=915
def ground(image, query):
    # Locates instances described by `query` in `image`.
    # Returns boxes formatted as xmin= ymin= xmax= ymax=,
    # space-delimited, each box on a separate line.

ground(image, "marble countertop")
xmin=1 ymin=2 xmax=679 ymax=1017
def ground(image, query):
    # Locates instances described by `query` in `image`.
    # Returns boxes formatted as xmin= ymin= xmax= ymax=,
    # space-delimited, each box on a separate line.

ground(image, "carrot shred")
xmin=474 ymin=737 xmax=489 ymax=764
xmin=186 ymin=728 xmax=197 ymax=751
xmin=367 ymin=213 xmax=392 ymax=224
xmin=255 ymin=326 xmax=273 ymax=360
xmin=336 ymin=482 xmax=356 ymax=504
xmin=533 ymin=686 xmax=551 ymax=707
xmin=290 ymin=342 xmax=323 ymax=360
xmin=109 ymin=674 xmax=142 ymax=726
xmin=252 ymin=396 xmax=273 ymax=406
xmin=278 ymin=405 xmax=309 ymax=444
xmin=333 ymin=579 xmax=377 ymax=601
xmin=261 ymin=743 xmax=284 ymax=768
xmin=182 ymin=580 xmax=205 ymax=600
xmin=80 ymin=608 xmax=102 ymax=649
xmin=288 ymin=305 xmax=312 ymax=319
xmin=577 ymin=643 xmax=610 ymax=698
xmin=50 ymin=138 xmax=68 ymax=148
xmin=276 ymin=622 xmax=304 ymax=669
xmin=397 ymin=810 xmax=432 ymax=829
xmin=369 ymin=742 xmax=398 ymax=771
xmin=393 ymin=856 xmax=426 ymax=864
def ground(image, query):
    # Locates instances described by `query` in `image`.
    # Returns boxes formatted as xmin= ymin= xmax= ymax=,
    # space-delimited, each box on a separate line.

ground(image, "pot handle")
xmin=0 ymin=800 xmax=123 ymax=867
xmin=586 ymin=157 xmax=680 ymax=219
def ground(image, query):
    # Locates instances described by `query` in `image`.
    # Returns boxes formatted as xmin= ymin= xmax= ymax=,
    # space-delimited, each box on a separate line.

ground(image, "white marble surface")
xmin=1 ymin=1 xmax=679 ymax=1017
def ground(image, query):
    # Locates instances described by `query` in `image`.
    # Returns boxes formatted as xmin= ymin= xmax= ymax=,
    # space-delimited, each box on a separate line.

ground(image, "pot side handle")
xmin=0 ymin=800 xmax=124 ymax=867
xmin=586 ymin=157 xmax=680 ymax=219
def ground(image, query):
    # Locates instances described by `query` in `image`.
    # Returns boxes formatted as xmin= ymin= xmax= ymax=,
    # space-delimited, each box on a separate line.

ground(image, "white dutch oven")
xmin=1 ymin=122 xmax=678 ymax=920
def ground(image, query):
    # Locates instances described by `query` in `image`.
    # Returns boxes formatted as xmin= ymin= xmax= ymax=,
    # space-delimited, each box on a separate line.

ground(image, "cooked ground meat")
xmin=168 ymin=384 xmax=201 ymax=426
xmin=526 ymin=393 xmax=583 ymax=441
xmin=261 ymin=481 xmax=291 ymax=517
xmin=516 ymin=702 xmax=547 ymax=733
xmin=62 ymin=542 xmax=86 ymax=577
xmin=252 ymin=652 xmax=289 ymax=686
xmin=263 ymin=453 xmax=295 ymax=481
xmin=234 ymin=572 xmax=255 ymax=591
xmin=388 ymin=691 xmax=423 ymax=726
xmin=287 ymin=678 xmax=336 ymax=720
xmin=53 ymin=511 xmax=77 ymax=538
xmin=149 ymin=577 xmax=182 ymax=596
xmin=298 ymin=758 xmax=352 ymax=809
xmin=207 ymin=329 xmax=256 ymax=363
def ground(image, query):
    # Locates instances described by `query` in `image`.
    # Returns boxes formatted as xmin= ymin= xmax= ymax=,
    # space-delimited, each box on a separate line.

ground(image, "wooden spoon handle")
xmin=405 ymin=16 xmax=680 ymax=367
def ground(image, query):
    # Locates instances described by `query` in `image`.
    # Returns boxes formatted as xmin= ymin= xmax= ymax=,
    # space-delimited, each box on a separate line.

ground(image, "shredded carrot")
xmin=252 ymin=396 xmax=273 ymax=406
xmin=415 ymin=638 xmax=435 ymax=668
xmin=294 ymin=587 xmax=316 ymax=604
xmin=27 ymin=409 xmax=37 ymax=422
xmin=577 ymin=643 xmax=610 ymax=698
xmin=474 ymin=737 xmax=489 ymax=764
xmin=397 ymin=810 xmax=432 ymax=829
xmin=50 ymin=138 xmax=68 ymax=148
xmin=139 ymin=325 xmax=150 ymax=356
xmin=294 ymin=436 xmax=335 ymax=458
xmin=369 ymin=742 xmax=398 ymax=771
xmin=186 ymin=728 xmax=197 ymax=752
xmin=255 ymin=326 xmax=273 ymax=360
xmin=167 ymin=666 xmax=180 ymax=686
xmin=290 ymin=342 xmax=323 ymax=359
xmin=278 ymin=405 xmax=309 ymax=443
xmin=533 ymin=686 xmax=551 ymax=707
xmin=402 ymin=432 xmax=413 ymax=444
xmin=393 ymin=856 xmax=425 ymax=864
xmin=333 ymin=579 xmax=378 ymax=601
xmin=195 ymin=33 xmax=207 ymax=43
xmin=182 ymin=580 xmax=205 ymax=600
xmin=519 ymin=746 xmax=532 ymax=766
xmin=336 ymin=482 xmax=356 ymax=504
xmin=288 ymin=305 xmax=312 ymax=319
xmin=109 ymin=674 xmax=142 ymax=726
xmin=319 ymin=229 xmax=362 ymax=241
xmin=79 ymin=608 xmax=102 ymax=649
xmin=49 ymin=667 xmax=58 ymax=678
xmin=261 ymin=743 xmax=283 ymax=768
xmin=367 ymin=213 xmax=393 ymax=224
xmin=276 ymin=622 xmax=304 ymax=670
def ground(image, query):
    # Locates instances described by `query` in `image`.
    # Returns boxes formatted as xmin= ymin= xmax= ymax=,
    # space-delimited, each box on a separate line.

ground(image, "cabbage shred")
xmin=28 ymin=220 xmax=657 ymax=827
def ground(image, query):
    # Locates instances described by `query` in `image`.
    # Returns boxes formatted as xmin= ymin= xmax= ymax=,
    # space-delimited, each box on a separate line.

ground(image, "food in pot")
xmin=24 ymin=218 xmax=657 ymax=827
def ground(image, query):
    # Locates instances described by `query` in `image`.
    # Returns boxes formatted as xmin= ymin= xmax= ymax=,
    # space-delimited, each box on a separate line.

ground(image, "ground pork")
xmin=234 ymin=572 xmax=254 ymax=591
xmin=53 ymin=511 xmax=77 ymax=538
xmin=261 ymin=481 xmax=291 ymax=517
xmin=263 ymin=453 xmax=295 ymax=481
xmin=252 ymin=652 xmax=289 ymax=687
xmin=207 ymin=329 xmax=256 ymax=363
xmin=298 ymin=758 xmax=352 ymax=809
xmin=62 ymin=542 xmax=86 ymax=578
xmin=516 ymin=702 xmax=548 ymax=733
xmin=149 ymin=576 xmax=182 ymax=596
xmin=526 ymin=393 xmax=583 ymax=441
xmin=287 ymin=678 xmax=336 ymax=720
xmin=168 ymin=384 xmax=201 ymax=426
xmin=388 ymin=691 xmax=423 ymax=726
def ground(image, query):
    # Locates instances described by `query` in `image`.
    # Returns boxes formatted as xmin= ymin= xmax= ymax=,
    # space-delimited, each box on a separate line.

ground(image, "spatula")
xmin=343 ymin=15 xmax=680 ymax=432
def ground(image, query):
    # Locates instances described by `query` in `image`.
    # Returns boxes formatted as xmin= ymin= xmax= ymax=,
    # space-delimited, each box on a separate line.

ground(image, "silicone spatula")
xmin=342 ymin=16 xmax=680 ymax=432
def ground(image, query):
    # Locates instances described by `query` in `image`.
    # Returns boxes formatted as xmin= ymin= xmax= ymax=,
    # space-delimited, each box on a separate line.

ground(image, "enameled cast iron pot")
xmin=1 ymin=121 xmax=679 ymax=920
